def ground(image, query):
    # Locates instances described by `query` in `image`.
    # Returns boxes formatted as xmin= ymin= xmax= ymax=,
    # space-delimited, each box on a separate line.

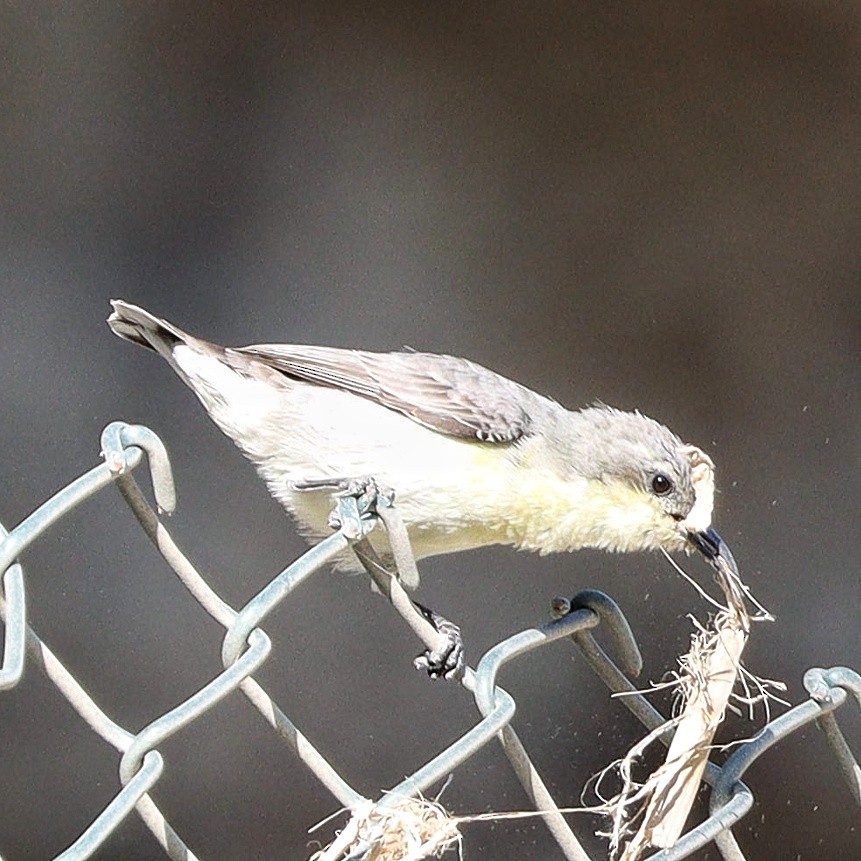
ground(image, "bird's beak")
xmin=686 ymin=526 xmax=723 ymax=561
xmin=686 ymin=525 xmax=742 ymax=582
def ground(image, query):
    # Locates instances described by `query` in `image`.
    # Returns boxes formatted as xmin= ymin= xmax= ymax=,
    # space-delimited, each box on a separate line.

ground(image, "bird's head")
xmin=534 ymin=407 xmax=717 ymax=556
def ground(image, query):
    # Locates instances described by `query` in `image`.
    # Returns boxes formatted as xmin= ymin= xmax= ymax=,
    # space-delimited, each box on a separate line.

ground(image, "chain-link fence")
xmin=0 ymin=421 xmax=858 ymax=861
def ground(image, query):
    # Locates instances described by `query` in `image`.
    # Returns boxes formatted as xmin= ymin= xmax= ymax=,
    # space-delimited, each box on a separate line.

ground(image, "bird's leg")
xmin=295 ymin=476 xmax=466 ymax=680
xmin=353 ymin=539 xmax=466 ymax=681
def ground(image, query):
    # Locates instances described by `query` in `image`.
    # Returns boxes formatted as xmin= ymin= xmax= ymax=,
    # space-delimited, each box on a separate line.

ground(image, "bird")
xmin=107 ymin=299 xmax=718 ymax=563
xmin=108 ymin=300 xmax=721 ymax=674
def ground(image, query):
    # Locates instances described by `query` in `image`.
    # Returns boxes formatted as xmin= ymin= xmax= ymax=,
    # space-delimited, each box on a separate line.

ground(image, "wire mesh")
xmin=0 ymin=421 xmax=858 ymax=860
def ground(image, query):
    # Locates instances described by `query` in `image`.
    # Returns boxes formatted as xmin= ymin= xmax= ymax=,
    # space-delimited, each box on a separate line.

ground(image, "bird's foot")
xmin=412 ymin=603 xmax=465 ymax=681
xmin=292 ymin=476 xmax=395 ymax=530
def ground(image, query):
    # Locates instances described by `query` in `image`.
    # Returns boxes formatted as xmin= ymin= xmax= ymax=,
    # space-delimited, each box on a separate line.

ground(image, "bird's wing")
xmin=234 ymin=344 xmax=543 ymax=442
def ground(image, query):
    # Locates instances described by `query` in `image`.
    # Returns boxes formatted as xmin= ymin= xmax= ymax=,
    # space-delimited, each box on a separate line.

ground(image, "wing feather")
xmin=233 ymin=344 xmax=545 ymax=442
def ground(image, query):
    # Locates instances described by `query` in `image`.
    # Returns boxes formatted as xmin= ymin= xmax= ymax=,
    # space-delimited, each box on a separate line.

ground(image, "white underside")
xmin=172 ymin=345 xmax=517 ymax=562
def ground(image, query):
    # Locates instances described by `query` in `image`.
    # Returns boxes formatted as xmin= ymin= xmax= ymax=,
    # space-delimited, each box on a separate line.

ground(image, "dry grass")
xmin=309 ymin=797 xmax=461 ymax=861
xmin=600 ymin=539 xmax=782 ymax=860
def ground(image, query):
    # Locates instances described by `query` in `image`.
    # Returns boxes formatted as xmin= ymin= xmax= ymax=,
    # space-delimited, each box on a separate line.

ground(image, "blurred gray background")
xmin=1 ymin=3 xmax=859 ymax=859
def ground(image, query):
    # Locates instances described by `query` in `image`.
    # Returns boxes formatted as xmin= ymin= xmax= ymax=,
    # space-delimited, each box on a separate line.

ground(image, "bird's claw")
xmin=292 ymin=476 xmax=395 ymax=530
xmin=412 ymin=605 xmax=465 ymax=681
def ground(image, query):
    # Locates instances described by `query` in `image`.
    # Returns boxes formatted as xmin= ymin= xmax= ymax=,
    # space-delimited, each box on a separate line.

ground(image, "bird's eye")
xmin=651 ymin=474 xmax=673 ymax=496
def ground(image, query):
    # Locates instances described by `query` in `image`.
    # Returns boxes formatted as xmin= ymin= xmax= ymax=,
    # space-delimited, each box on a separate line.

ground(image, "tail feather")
xmin=107 ymin=300 xmax=188 ymax=357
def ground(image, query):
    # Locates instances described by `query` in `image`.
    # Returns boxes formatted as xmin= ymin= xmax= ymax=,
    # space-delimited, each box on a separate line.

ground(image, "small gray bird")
xmin=107 ymin=301 xmax=719 ymax=578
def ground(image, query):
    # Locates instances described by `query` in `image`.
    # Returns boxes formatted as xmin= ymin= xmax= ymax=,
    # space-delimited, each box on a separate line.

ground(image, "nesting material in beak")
xmin=680 ymin=445 xmax=715 ymax=537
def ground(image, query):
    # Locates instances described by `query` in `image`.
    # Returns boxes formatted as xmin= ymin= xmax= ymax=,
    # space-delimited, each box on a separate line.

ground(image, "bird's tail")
xmin=107 ymin=300 xmax=190 ymax=358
